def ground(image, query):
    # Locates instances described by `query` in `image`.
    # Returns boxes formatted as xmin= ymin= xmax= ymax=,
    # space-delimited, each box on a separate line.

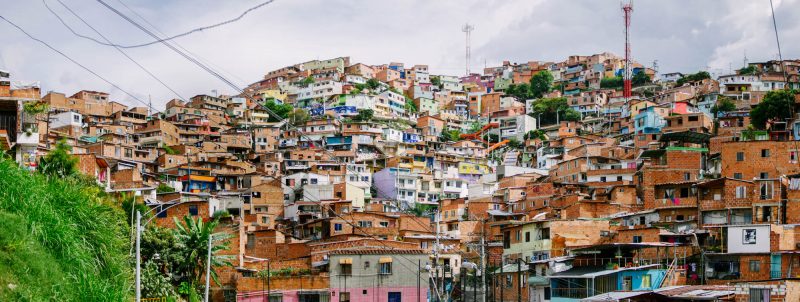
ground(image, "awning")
xmin=339 ymin=258 xmax=352 ymax=264
xmin=379 ymin=257 xmax=393 ymax=263
xmin=528 ymin=276 xmax=549 ymax=286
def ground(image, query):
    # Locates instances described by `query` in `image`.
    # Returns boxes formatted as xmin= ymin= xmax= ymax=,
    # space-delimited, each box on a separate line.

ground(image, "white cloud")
xmin=0 ymin=0 xmax=798 ymax=109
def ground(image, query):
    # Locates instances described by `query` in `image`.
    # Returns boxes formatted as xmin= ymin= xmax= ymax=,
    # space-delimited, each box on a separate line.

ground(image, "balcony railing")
xmin=552 ymin=288 xmax=589 ymax=300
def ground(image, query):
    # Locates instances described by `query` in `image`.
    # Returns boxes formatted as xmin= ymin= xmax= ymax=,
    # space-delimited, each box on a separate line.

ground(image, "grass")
xmin=0 ymin=158 xmax=132 ymax=301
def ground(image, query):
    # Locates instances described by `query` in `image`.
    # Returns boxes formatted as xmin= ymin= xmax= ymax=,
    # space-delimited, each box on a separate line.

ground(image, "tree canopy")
xmin=528 ymin=97 xmax=581 ymax=126
xmin=676 ymin=71 xmax=711 ymax=86
xmin=600 ymin=76 xmax=624 ymax=89
xmin=354 ymin=109 xmax=374 ymax=122
xmin=263 ymin=100 xmax=293 ymax=122
xmin=710 ymin=96 xmax=737 ymax=116
xmin=39 ymin=139 xmax=78 ymax=178
xmin=632 ymin=72 xmax=652 ymax=86
xmin=529 ymin=70 xmax=554 ymax=99
xmin=440 ymin=129 xmax=462 ymax=142
xmin=750 ymin=89 xmax=797 ymax=129
xmin=505 ymin=70 xmax=554 ymax=100
xmin=739 ymin=66 xmax=758 ymax=75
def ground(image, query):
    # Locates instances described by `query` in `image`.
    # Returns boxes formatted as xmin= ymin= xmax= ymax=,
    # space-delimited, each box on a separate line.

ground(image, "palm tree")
xmin=172 ymin=216 xmax=233 ymax=289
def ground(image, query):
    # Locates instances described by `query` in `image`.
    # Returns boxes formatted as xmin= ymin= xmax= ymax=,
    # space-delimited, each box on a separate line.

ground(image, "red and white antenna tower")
xmin=622 ymin=0 xmax=633 ymax=99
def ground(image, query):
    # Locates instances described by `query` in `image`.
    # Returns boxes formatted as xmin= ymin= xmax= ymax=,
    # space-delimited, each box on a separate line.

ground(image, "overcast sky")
xmin=1 ymin=0 xmax=798 ymax=109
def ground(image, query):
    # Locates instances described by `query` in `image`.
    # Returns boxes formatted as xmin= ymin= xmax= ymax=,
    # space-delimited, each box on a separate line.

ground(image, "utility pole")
xmin=462 ymin=23 xmax=475 ymax=76
xmin=480 ymin=222 xmax=487 ymax=302
xmin=267 ymin=260 xmax=271 ymax=302
xmin=473 ymin=269 xmax=477 ymax=302
xmin=417 ymin=260 xmax=421 ymax=302
xmin=204 ymin=233 xmax=213 ymax=302
xmin=517 ymin=259 xmax=522 ymax=302
xmin=434 ymin=205 xmax=441 ymax=302
xmin=500 ymin=260 xmax=504 ymax=302
xmin=135 ymin=211 xmax=141 ymax=302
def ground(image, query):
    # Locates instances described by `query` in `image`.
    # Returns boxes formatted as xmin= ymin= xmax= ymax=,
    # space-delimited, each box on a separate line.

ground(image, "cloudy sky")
xmin=1 ymin=0 xmax=798 ymax=109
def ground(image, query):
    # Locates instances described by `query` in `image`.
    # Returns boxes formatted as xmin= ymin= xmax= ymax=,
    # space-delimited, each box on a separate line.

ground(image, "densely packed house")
xmin=2 ymin=54 xmax=800 ymax=302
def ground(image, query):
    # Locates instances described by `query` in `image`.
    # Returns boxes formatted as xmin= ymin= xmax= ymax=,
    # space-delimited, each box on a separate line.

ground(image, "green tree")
xmin=157 ymin=183 xmax=176 ymax=194
xmin=529 ymin=97 xmax=581 ymax=126
xmin=468 ymin=121 xmax=485 ymax=134
xmin=632 ymin=72 xmax=652 ymax=86
xmin=710 ymin=96 xmax=737 ymax=116
xmin=300 ymin=76 xmax=315 ymax=86
xmin=366 ymin=78 xmax=381 ymax=90
xmin=440 ymin=129 xmax=462 ymax=142
xmin=739 ymin=66 xmax=758 ymax=75
xmin=750 ymin=89 xmax=797 ymax=129
xmin=287 ymin=108 xmax=310 ymax=126
xmin=354 ymin=109 xmax=374 ymax=121
xmin=172 ymin=216 xmax=233 ymax=288
xmin=430 ymin=75 xmax=442 ymax=88
xmin=529 ymin=70 xmax=554 ymax=99
xmin=405 ymin=97 xmax=418 ymax=113
xmin=39 ymin=139 xmax=78 ymax=178
xmin=600 ymin=76 xmax=624 ymax=89
xmin=141 ymin=261 xmax=177 ymax=299
xmin=524 ymin=129 xmax=546 ymax=141
xmin=506 ymin=138 xmax=522 ymax=149
xmin=263 ymin=100 xmax=293 ymax=122
xmin=676 ymin=71 xmax=711 ymax=86
xmin=505 ymin=83 xmax=532 ymax=100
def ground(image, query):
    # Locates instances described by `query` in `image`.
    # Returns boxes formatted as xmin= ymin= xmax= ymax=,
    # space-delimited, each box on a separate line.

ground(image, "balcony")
xmin=654 ymin=197 xmax=697 ymax=209
xmin=15 ymin=131 xmax=38 ymax=146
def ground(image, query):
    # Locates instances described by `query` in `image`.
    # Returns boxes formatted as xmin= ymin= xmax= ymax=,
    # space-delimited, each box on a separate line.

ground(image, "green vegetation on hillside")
xmin=0 ymin=158 xmax=132 ymax=301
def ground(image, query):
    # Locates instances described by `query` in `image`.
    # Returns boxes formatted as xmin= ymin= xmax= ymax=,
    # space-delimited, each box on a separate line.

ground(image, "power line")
xmin=73 ymin=0 xmax=277 ymax=49
xmin=96 ymin=0 xmax=243 ymax=93
xmin=0 ymin=14 xmax=157 ymax=113
xmin=768 ymin=0 xmax=789 ymax=86
xmin=44 ymin=0 xmax=188 ymax=104
xmin=97 ymin=2 xmax=437 ymax=292
xmin=113 ymin=0 xmax=249 ymax=87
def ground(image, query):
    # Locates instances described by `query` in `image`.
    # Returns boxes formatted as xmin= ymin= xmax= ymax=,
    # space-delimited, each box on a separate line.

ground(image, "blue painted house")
xmin=633 ymin=106 xmax=666 ymax=134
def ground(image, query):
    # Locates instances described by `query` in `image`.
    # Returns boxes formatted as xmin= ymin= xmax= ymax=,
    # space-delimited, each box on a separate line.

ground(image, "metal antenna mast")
xmin=621 ymin=1 xmax=633 ymax=99
xmin=462 ymin=23 xmax=474 ymax=76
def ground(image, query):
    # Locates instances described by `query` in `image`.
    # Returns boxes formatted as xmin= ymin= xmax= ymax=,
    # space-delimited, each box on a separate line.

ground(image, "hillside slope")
xmin=0 ymin=158 xmax=132 ymax=301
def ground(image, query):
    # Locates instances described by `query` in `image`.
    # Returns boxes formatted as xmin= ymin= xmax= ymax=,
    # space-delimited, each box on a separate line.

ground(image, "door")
xmin=771 ymin=254 xmax=782 ymax=279
xmin=387 ymin=292 xmax=401 ymax=302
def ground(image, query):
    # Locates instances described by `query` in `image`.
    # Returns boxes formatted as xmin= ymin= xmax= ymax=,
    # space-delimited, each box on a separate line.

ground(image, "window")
xmin=339 ymin=292 xmax=350 ymax=302
xmin=334 ymin=223 xmax=343 ymax=232
xmin=760 ymin=182 xmax=774 ymax=200
xmin=189 ymin=205 xmax=198 ymax=216
xmin=358 ymin=221 xmax=373 ymax=228
xmin=736 ymin=186 xmax=748 ymax=198
xmin=340 ymin=263 xmax=352 ymax=276
xmin=791 ymin=150 xmax=799 ymax=163
xmin=262 ymin=217 xmax=269 ymax=224
xmin=750 ymin=288 xmax=770 ymax=302
xmin=632 ymin=236 xmax=642 ymax=243
xmin=379 ymin=221 xmax=389 ymax=228
xmin=761 ymin=149 xmax=770 ymax=158
xmin=541 ymin=228 xmax=550 ymax=240
xmin=379 ymin=262 xmax=392 ymax=275
xmin=505 ymin=275 xmax=513 ymax=288
xmin=600 ymin=176 xmax=606 ymax=182
xmin=736 ymin=152 xmax=745 ymax=161
xmin=544 ymin=287 xmax=551 ymax=300
xmin=516 ymin=231 xmax=521 ymax=241
xmin=525 ymin=232 xmax=531 ymax=242
xmin=734 ymin=173 xmax=743 ymax=180
xmin=760 ymin=172 xmax=769 ymax=179
xmin=749 ymin=260 xmax=761 ymax=272
xmin=421 ymin=242 xmax=428 ymax=249
xmin=684 ymin=173 xmax=691 ymax=181
xmin=676 ymin=215 xmax=685 ymax=221
xmin=364 ymin=261 xmax=370 ymax=269
xmin=642 ymin=274 xmax=651 ymax=288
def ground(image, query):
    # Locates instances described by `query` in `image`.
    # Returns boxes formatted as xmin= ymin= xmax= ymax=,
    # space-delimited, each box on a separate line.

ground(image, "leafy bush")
xmin=0 ymin=158 xmax=132 ymax=301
